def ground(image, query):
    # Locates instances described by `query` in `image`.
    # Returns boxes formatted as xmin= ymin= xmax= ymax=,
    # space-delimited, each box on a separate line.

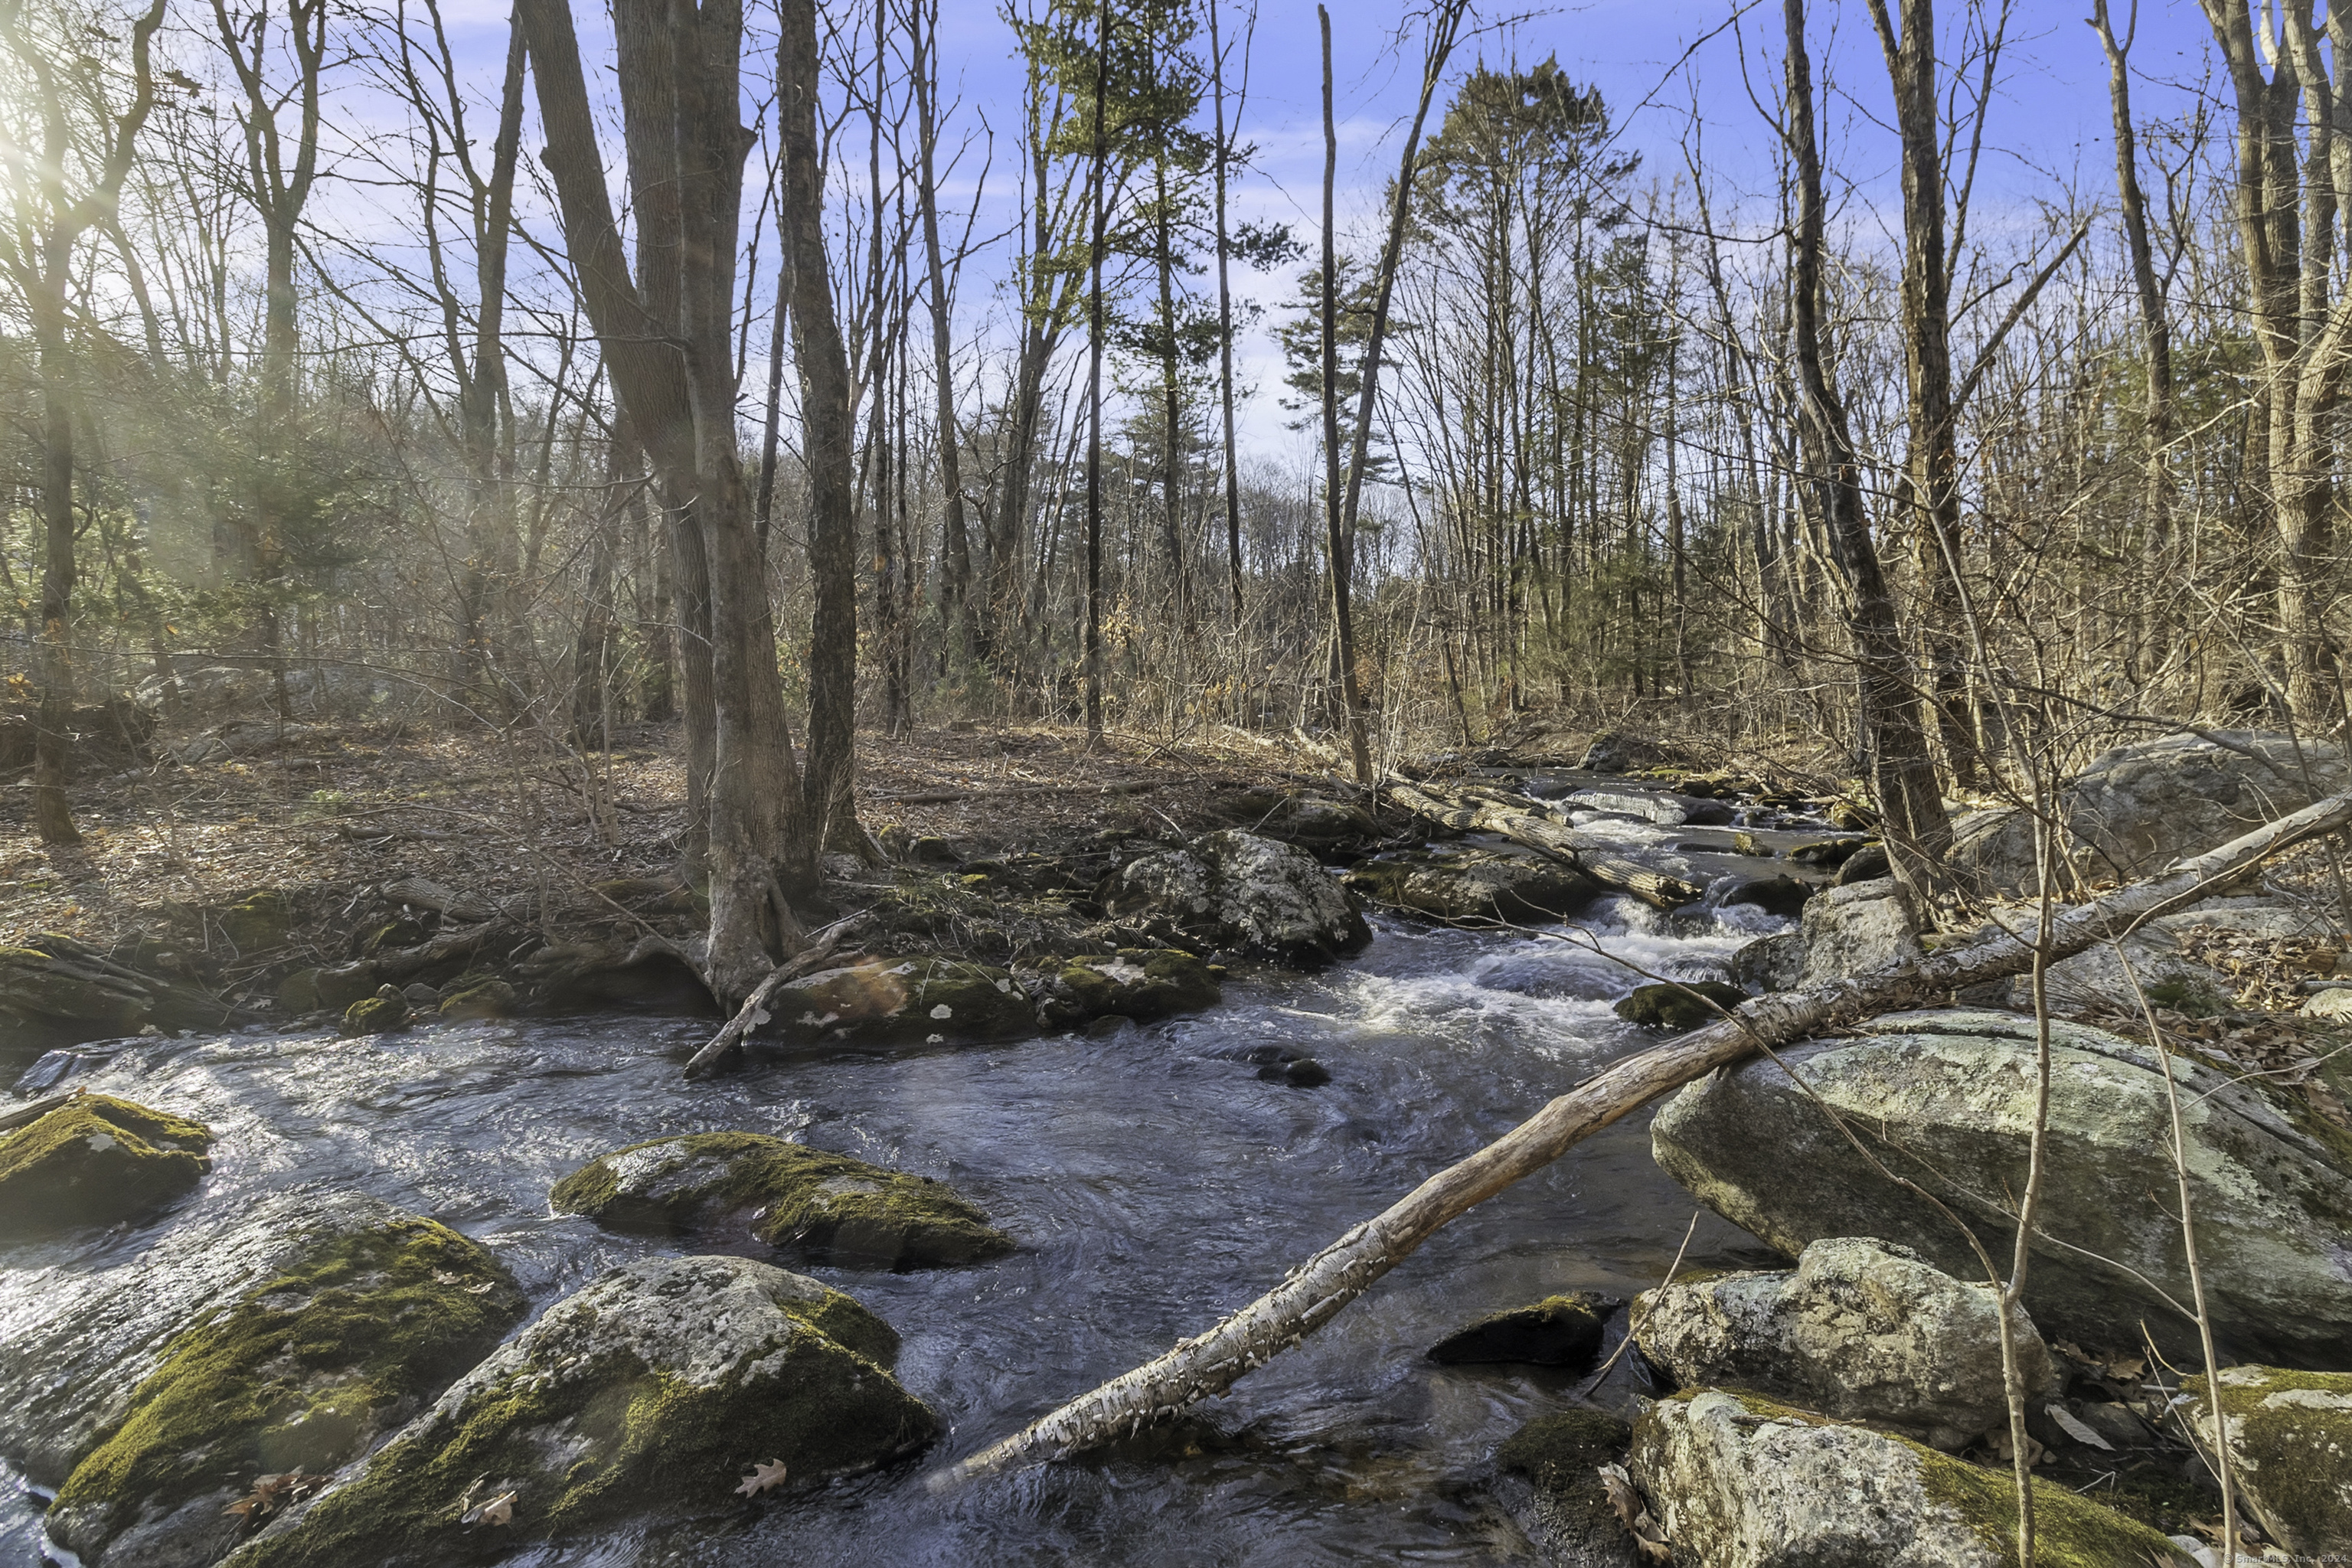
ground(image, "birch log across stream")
xmin=933 ymin=788 xmax=2352 ymax=1486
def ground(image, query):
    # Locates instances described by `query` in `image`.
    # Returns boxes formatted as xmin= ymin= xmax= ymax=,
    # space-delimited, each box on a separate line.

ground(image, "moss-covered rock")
xmin=214 ymin=890 xmax=293 ymax=954
xmin=1029 ymin=949 xmax=1220 ymax=1028
xmin=46 ymin=1216 xmax=524 ymax=1568
xmin=276 ymin=969 xmax=322 ymax=1014
xmin=219 ymin=1256 xmax=937 ymax=1568
xmin=1490 ymin=1408 xmax=1641 ymax=1566
xmin=1428 ymin=1292 xmax=1611 ymax=1368
xmin=1614 ymin=980 xmax=1746 ymax=1031
xmin=550 ymin=1131 xmax=1012 ymax=1268
xmin=1344 ymin=851 xmax=1599 ymax=925
xmin=0 ymin=1093 xmax=212 ymax=1238
xmin=765 ymin=956 xmax=1037 ymax=1045
xmin=341 ymin=991 xmax=410 ymax=1037
xmin=436 ymin=978 xmax=516 ymax=1022
xmin=2181 ymin=1365 xmax=2352 ymax=1557
xmin=1630 ymin=1389 xmax=2190 ymax=1567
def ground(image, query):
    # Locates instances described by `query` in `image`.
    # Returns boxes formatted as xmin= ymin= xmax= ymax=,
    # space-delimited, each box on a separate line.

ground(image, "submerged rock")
xmin=220 ymin=1256 xmax=937 ymax=1567
xmin=1615 ymin=981 xmax=1746 ymax=1031
xmin=1633 ymin=1238 xmax=2051 ymax=1451
xmin=1344 ymin=851 xmax=1598 ymax=925
xmin=0 ymin=1093 xmax=213 ymax=1238
xmin=1629 ymin=1390 xmax=2187 ymax=1567
xmin=1107 ymin=829 xmax=1370 ymax=963
xmin=550 ymin=1131 xmax=1012 ymax=1267
xmin=1488 ymin=1408 xmax=1643 ymax=1567
xmin=1795 ymin=877 xmax=1920 ymax=985
xmin=766 ymin=956 xmax=1037 ymax=1045
xmin=2180 ymin=1366 xmax=2352 ymax=1558
xmin=1027 ymin=949 xmax=1221 ymax=1028
xmin=1429 ymin=1292 xmax=1611 ymax=1369
xmin=46 ymin=1215 xmax=523 ymax=1568
xmin=1651 ymin=1009 xmax=2352 ymax=1365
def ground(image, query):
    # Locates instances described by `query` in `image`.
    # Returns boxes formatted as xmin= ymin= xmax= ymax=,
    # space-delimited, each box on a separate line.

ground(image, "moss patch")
xmin=550 ymin=1132 xmax=1012 ymax=1270
xmin=2184 ymin=1365 xmax=2352 ymax=1553
xmin=341 ymin=995 xmax=408 ymax=1036
xmin=54 ymin=1217 xmax=524 ymax=1550
xmin=215 ymin=890 xmax=293 ymax=954
xmin=0 ymin=1094 xmax=212 ymax=1236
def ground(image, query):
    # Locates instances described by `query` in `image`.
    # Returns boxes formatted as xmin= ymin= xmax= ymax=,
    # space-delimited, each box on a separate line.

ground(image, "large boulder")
xmin=1628 ymin=1390 xmax=2188 ymax=1567
xmin=1795 ymin=879 xmax=1921 ymax=985
xmin=2067 ymin=730 xmax=2347 ymax=881
xmin=550 ymin=1131 xmax=1012 ymax=1267
xmin=0 ymin=936 xmax=234 ymax=1050
xmin=45 ymin=1215 xmax=524 ymax=1568
xmin=1945 ymin=807 xmax=2047 ymax=899
xmin=2180 ymin=1365 xmax=2352 ymax=1559
xmin=1107 ymin=829 xmax=1370 ymax=963
xmin=1651 ymin=1010 xmax=2352 ymax=1365
xmin=0 ymin=1093 xmax=213 ymax=1238
xmin=1633 ymin=1238 xmax=2052 ymax=1451
xmin=1488 ymin=1408 xmax=1645 ymax=1567
xmin=219 ymin=1256 xmax=937 ymax=1567
xmin=1025 ymin=949 xmax=1221 ymax=1029
xmin=1343 ymin=850 xmax=1598 ymax=925
xmin=763 ymin=956 xmax=1037 ymax=1045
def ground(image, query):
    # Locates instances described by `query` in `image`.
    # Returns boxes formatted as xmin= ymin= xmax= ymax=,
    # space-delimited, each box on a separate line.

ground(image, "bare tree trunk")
xmin=1208 ymin=0 xmax=1244 ymax=626
xmin=911 ymin=0 xmax=972 ymax=661
xmin=1081 ymin=0 xmax=1109 ymax=750
xmin=1318 ymin=8 xmax=1372 ymax=784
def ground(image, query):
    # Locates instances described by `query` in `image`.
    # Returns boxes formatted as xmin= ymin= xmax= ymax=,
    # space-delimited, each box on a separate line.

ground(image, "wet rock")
xmin=1615 ymin=981 xmax=1746 ymax=1031
xmin=0 ymin=1093 xmax=212 ymax=1239
xmin=1429 ymin=1292 xmax=1612 ymax=1368
xmin=1576 ymin=730 xmax=1680 ymax=774
xmin=551 ymin=1130 xmax=1012 ymax=1267
xmin=1279 ymin=1058 xmax=1330 ymax=1087
xmin=219 ymin=1256 xmax=937 ymax=1568
xmin=1831 ymin=843 xmax=1893 ymax=885
xmin=1489 ymin=1408 xmax=1643 ymax=1567
xmin=1343 ymin=850 xmax=1598 ymax=925
xmin=1651 ymin=1009 xmax=2352 ymax=1366
xmin=1570 ymin=788 xmax=1733 ymax=827
xmin=340 ymin=988 xmax=410 ymax=1037
xmin=274 ymin=969 xmax=322 ymax=1014
xmin=2180 ymin=1365 xmax=2352 ymax=1557
xmin=1719 ymin=874 xmax=1811 ymax=918
xmin=0 ymin=935 xmax=234 ymax=1049
xmin=1785 ymin=836 xmax=1868 ymax=870
xmin=307 ymin=962 xmax=381 ymax=1013
xmin=1028 ymin=949 xmax=1220 ymax=1029
xmin=766 ymin=956 xmax=1036 ymax=1045
xmin=2069 ymin=730 xmax=2347 ymax=881
xmin=46 ymin=1214 xmax=523 ymax=1568
xmin=0 ymin=1193 xmax=420 ymax=1486
xmin=1634 ymin=1238 xmax=2051 ymax=1451
xmin=1629 ymin=1390 xmax=2188 ymax=1567
xmin=1106 ymin=829 xmax=1370 ymax=964
xmin=434 ymin=978 xmax=517 ymax=1022
xmin=1730 ymin=933 xmax=1804 ymax=994
xmin=1795 ymin=877 xmax=1920 ymax=985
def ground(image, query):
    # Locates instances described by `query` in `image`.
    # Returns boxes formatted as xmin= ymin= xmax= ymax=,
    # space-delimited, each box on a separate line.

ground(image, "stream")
xmin=0 ymin=831 xmax=1802 ymax=1566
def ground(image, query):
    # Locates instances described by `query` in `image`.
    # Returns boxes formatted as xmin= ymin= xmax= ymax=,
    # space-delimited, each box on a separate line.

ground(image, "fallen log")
xmin=1389 ymin=782 xmax=1706 ymax=907
xmin=681 ymin=925 xmax=848 ymax=1076
xmin=934 ymin=787 xmax=2352 ymax=1487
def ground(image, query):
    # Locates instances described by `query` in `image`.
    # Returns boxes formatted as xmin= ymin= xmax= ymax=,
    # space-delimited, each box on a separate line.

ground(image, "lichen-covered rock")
xmin=0 ymin=935 xmax=234 ymax=1049
xmin=0 ymin=1094 xmax=212 ymax=1238
xmin=1615 ymin=981 xmax=1746 ymax=1031
xmin=1489 ymin=1408 xmax=1643 ymax=1567
xmin=1633 ymin=1238 xmax=2052 ymax=1451
xmin=1344 ymin=851 xmax=1598 ymax=925
xmin=765 ymin=956 xmax=1037 ymax=1045
xmin=434 ymin=978 xmax=516 ymax=1022
xmin=1027 ymin=949 xmax=1220 ymax=1029
xmin=1652 ymin=1009 xmax=2352 ymax=1366
xmin=1961 ymin=926 xmax=2230 ymax=1018
xmin=46 ymin=1216 xmax=523 ymax=1568
xmin=1429 ymin=1292 xmax=1611 ymax=1368
xmin=340 ymin=991 xmax=409 ymax=1037
xmin=1629 ymin=1390 xmax=2189 ymax=1567
xmin=219 ymin=1256 xmax=937 ymax=1568
xmin=550 ymin=1131 xmax=1011 ymax=1267
xmin=2180 ymin=1366 xmax=2352 ymax=1557
xmin=0 ymin=1194 xmax=422 ymax=1487
xmin=1795 ymin=878 xmax=1920 ymax=985
xmin=2068 ymin=730 xmax=2347 ymax=881
xmin=1730 ymin=933 xmax=1804 ymax=994
xmin=1106 ymin=829 xmax=1370 ymax=964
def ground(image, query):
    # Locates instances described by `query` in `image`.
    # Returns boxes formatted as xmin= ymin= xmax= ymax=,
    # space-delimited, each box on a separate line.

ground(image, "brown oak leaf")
xmin=735 ymin=1459 xmax=789 ymax=1498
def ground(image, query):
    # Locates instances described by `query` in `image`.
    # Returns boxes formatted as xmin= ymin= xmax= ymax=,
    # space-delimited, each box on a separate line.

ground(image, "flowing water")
xmin=0 ymin=836 xmax=1802 ymax=1567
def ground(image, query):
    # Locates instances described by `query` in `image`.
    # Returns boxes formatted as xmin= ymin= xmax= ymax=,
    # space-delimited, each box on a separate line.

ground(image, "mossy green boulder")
xmin=767 ymin=957 xmax=1037 ymax=1044
xmin=1615 ymin=980 xmax=1746 ymax=1031
xmin=0 ymin=1093 xmax=212 ymax=1237
xmin=341 ymin=991 xmax=410 ymax=1037
xmin=551 ymin=1131 xmax=1012 ymax=1268
xmin=1428 ymin=1292 xmax=1611 ymax=1368
xmin=217 ymin=1255 xmax=937 ymax=1568
xmin=1630 ymin=1390 xmax=2190 ymax=1566
xmin=2182 ymin=1365 xmax=2352 ymax=1557
xmin=46 ymin=1216 xmax=523 ymax=1568
xmin=436 ymin=978 xmax=517 ymax=1022
xmin=214 ymin=890 xmax=292 ymax=954
xmin=1030 ymin=949 xmax=1220 ymax=1028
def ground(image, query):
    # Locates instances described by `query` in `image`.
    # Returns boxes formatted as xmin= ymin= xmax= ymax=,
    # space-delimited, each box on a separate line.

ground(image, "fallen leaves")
xmin=1597 ymin=1462 xmax=1670 ymax=1561
xmin=735 ymin=1458 xmax=789 ymax=1498
xmin=222 ymin=1470 xmax=323 ymax=1521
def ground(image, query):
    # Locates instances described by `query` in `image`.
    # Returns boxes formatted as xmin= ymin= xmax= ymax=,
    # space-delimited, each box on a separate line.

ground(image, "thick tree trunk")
xmin=937 ymin=785 xmax=2352 ymax=1486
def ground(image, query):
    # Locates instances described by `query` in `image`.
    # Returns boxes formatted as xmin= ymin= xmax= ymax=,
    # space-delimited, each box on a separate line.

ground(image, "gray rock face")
xmin=1628 ymin=1390 xmax=2186 ymax=1567
xmin=2181 ymin=1365 xmax=2352 ymax=1558
xmin=1795 ymin=878 xmax=1921 ymax=986
xmin=1957 ymin=924 xmax=2231 ymax=1017
xmin=2067 ymin=730 xmax=2347 ymax=880
xmin=221 ymin=1255 xmax=936 ymax=1567
xmin=1109 ymin=829 xmax=1371 ymax=963
xmin=1651 ymin=1010 xmax=2352 ymax=1366
xmin=1730 ymin=932 xmax=1804 ymax=994
xmin=0 ymin=1193 xmax=410 ymax=1486
xmin=1633 ymin=1238 xmax=2052 ymax=1451
xmin=1946 ymin=808 xmax=2044 ymax=899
